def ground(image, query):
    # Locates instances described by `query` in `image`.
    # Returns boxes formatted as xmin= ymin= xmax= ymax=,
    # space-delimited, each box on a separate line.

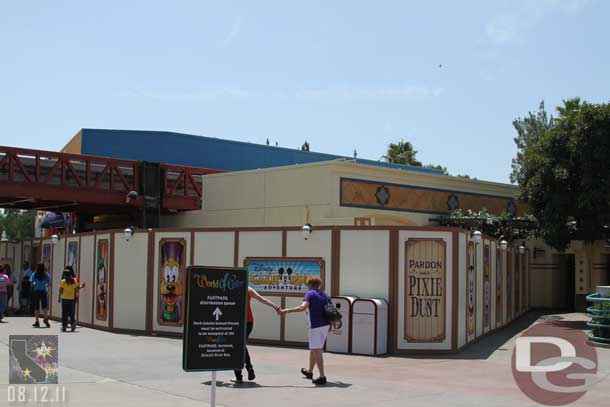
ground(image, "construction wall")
xmin=3 ymin=226 xmax=531 ymax=354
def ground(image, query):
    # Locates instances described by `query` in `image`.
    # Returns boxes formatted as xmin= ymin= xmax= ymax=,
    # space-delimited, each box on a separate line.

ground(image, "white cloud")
xmin=296 ymin=85 xmax=443 ymax=100
xmin=220 ymin=16 xmax=243 ymax=47
xmin=485 ymin=0 xmax=592 ymax=46
xmin=114 ymin=87 xmax=250 ymax=102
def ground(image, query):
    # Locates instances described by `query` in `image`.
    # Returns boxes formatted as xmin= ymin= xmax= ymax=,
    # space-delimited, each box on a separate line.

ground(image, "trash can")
xmin=326 ymin=296 xmax=358 ymax=353
xmin=351 ymin=298 xmax=388 ymax=355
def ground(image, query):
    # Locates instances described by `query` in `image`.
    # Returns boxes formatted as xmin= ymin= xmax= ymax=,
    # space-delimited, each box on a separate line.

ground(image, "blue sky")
xmin=0 ymin=0 xmax=607 ymax=183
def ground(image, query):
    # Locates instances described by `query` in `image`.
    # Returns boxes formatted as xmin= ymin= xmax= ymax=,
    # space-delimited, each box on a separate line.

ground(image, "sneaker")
xmin=234 ymin=372 xmax=243 ymax=383
xmin=43 ymin=319 xmax=50 ymax=328
xmin=32 ymin=321 xmax=40 ymax=328
xmin=300 ymin=368 xmax=313 ymax=379
xmin=71 ymin=324 xmax=76 ymax=332
xmin=246 ymin=367 xmax=256 ymax=381
xmin=312 ymin=377 xmax=327 ymax=385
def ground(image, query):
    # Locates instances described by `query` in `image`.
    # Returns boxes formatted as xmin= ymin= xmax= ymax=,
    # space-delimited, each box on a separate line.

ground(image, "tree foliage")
xmin=0 ymin=209 xmax=36 ymax=241
xmin=424 ymin=164 xmax=449 ymax=175
xmin=383 ymin=140 xmax=422 ymax=166
xmin=440 ymin=209 xmax=537 ymax=241
xmin=513 ymin=98 xmax=610 ymax=250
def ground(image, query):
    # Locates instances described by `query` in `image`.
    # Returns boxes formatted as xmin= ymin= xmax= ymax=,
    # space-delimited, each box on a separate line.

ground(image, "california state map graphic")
xmin=9 ymin=335 xmax=58 ymax=384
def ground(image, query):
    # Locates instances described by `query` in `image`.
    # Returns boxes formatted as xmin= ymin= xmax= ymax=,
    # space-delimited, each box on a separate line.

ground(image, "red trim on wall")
xmin=451 ymin=231 xmax=459 ymax=352
xmin=330 ymin=229 xmax=341 ymax=297
xmin=388 ymin=230 xmax=398 ymax=354
xmin=146 ymin=231 xmax=155 ymax=334
xmin=190 ymin=231 xmax=195 ymax=266
xmin=109 ymin=232 xmax=115 ymax=329
xmin=233 ymin=231 xmax=239 ymax=267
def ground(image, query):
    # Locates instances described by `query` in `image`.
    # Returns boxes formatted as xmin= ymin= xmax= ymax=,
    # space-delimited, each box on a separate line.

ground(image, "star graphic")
xmin=23 ymin=368 xmax=31 ymax=377
xmin=34 ymin=341 xmax=54 ymax=361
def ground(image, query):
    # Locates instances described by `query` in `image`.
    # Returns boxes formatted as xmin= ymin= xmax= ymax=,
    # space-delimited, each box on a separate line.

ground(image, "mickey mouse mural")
xmin=158 ymin=239 xmax=185 ymax=326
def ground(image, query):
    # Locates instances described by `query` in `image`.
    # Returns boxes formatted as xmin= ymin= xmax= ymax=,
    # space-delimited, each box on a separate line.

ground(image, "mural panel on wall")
xmin=67 ymin=241 xmax=78 ymax=276
xmin=483 ymin=244 xmax=491 ymax=330
xmin=514 ymin=254 xmax=520 ymax=316
xmin=521 ymin=252 xmax=528 ymax=312
xmin=158 ymin=239 xmax=186 ymax=326
xmin=244 ymin=258 xmax=324 ymax=296
xmin=507 ymin=250 xmax=512 ymax=321
xmin=496 ymin=248 xmax=502 ymax=326
xmin=96 ymin=239 xmax=109 ymax=321
xmin=467 ymin=241 xmax=476 ymax=338
xmin=404 ymin=239 xmax=446 ymax=343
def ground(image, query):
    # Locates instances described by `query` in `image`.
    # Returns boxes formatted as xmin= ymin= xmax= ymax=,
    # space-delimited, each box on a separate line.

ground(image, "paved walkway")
xmin=1 ymin=312 xmax=609 ymax=407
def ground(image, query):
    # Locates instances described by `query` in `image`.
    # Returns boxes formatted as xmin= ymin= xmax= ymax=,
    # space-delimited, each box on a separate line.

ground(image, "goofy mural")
xmin=158 ymin=239 xmax=185 ymax=326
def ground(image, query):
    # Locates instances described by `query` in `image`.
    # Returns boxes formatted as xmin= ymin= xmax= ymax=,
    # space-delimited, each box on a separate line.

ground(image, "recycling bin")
xmin=351 ymin=298 xmax=388 ymax=355
xmin=326 ymin=296 xmax=358 ymax=353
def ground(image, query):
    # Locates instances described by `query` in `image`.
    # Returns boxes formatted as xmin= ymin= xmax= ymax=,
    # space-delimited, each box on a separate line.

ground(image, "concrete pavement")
xmin=1 ymin=312 xmax=609 ymax=407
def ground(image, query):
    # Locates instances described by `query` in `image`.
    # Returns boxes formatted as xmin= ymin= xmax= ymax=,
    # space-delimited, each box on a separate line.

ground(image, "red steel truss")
xmin=0 ymin=145 xmax=223 ymax=212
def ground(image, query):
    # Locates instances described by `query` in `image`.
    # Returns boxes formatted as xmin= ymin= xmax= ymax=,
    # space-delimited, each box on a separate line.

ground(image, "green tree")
xmin=383 ymin=140 xmax=422 ymax=166
xmin=424 ymin=164 xmax=449 ymax=175
xmin=513 ymin=98 xmax=610 ymax=250
xmin=0 ymin=209 xmax=36 ymax=241
xmin=511 ymin=101 xmax=554 ymax=184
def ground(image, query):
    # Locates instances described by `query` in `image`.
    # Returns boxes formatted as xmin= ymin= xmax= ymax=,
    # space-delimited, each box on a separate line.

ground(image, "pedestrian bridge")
xmin=0 ymin=145 xmax=223 ymax=213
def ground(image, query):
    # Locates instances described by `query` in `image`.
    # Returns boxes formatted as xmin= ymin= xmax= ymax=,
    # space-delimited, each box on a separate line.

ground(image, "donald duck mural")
xmin=158 ymin=239 xmax=185 ymax=326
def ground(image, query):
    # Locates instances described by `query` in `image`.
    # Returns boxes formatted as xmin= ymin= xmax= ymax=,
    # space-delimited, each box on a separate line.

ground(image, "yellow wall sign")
xmin=404 ymin=239 xmax=446 ymax=343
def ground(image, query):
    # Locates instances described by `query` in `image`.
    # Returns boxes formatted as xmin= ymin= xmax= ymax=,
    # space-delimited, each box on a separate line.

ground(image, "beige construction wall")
xmin=3 ymin=226 xmax=536 ymax=354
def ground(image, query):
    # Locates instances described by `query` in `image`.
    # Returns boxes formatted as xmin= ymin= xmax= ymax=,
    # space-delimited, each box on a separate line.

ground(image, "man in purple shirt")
xmin=280 ymin=276 xmax=330 ymax=385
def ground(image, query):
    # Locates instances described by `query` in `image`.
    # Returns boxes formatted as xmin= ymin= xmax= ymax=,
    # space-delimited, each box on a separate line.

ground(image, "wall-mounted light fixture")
xmin=0 ymin=231 xmax=8 ymax=242
xmin=124 ymin=227 xmax=135 ymax=242
xmin=51 ymin=234 xmax=60 ymax=245
xmin=518 ymin=242 xmax=526 ymax=255
xmin=472 ymin=230 xmax=482 ymax=245
xmin=302 ymin=223 xmax=313 ymax=240
xmin=500 ymin=240 xmax=508 ymax=251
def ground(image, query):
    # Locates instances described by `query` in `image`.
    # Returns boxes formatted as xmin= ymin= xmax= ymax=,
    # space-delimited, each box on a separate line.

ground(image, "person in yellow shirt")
xmin=58 ymin=266 xmax=82 ymax=332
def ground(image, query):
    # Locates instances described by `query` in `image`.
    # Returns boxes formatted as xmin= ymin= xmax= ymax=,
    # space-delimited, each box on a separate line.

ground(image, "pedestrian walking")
xmin=58 ymin=267 xmax=80 ymax=332
xmin=30 ymin=263 xmax=51 ymax=328
xmin=18 ymin=261 xmax=33 ymax=314
xmin=234 ymin=286 xmax=280 ymax=383
xmin=280 ymin=276 xmax=335 ymax=385
xmin=0 ymin=266 xmax=12 ymax=322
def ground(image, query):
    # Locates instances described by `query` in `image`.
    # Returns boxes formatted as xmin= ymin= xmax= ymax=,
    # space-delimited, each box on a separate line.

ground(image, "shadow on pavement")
xmin=202 ymin=380 xmax=352 ymax=389
xmin=392 ymin=310 xmax=579 ymax=361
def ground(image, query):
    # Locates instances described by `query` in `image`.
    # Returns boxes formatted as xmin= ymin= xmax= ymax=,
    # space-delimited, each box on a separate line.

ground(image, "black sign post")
xmin=182 ymin=266 xmax=248 ymax=406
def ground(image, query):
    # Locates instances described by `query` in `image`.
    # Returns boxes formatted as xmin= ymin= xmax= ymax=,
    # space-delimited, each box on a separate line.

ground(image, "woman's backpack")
xmin=324 ymin=297 xmax=343 ymax=323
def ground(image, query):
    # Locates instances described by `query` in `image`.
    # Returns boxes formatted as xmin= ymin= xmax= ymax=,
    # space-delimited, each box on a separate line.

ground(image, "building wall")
xmin=177 ymin=161 xmax=519 ymax=230
xmin=5 ymin=226 xmax=533 ymax=354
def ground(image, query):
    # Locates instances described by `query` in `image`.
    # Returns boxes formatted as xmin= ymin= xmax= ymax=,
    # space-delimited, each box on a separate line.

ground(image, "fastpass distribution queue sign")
xmin=182 ymin=266 xmax=248 ymax=372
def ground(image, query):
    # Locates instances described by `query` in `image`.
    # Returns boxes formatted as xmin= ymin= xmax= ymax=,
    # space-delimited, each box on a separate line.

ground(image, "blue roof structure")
xmin=78 ymin=128 xmax=442 ymax=175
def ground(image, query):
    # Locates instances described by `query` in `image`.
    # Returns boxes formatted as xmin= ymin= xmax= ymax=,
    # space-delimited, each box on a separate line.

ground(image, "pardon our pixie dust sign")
xmin=405 ymin=239 xmax=446 ymax=343
xmin=182 ymin=266 xmax=248 ymax=372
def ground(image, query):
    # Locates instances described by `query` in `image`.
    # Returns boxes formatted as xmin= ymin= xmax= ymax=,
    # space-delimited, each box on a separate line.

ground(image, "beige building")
xmin=171 ymin=159 xmax=520 ymax=229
